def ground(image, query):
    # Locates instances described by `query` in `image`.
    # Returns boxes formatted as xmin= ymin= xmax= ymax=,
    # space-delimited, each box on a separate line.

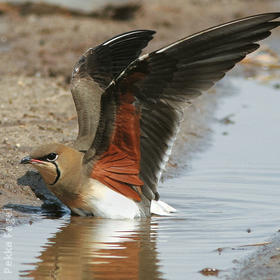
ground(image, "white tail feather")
xmin=151 ymin=200 xmax=177 ymax=216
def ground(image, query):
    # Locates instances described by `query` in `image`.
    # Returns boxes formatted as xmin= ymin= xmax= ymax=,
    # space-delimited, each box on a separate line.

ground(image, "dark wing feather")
xmin=85 ymin=13 xmax=280 ymax=201
xmin=72 ymin=30 xmax=156 ymax=89
xmin=71 ymin=30 xmax=155 ymax=152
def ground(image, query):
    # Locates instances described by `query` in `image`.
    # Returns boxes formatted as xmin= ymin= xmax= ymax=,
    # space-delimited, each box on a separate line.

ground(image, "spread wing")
xmin=84 ymin=13 xmax=280 ymax=201
xmin=71 ymin=30 xmax=155 ymax=152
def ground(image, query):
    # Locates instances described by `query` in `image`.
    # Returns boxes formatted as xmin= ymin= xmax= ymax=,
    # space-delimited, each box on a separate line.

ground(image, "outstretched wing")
xmin=85 ymin=13 xmax=280 ymax=201
xmin=71 ymin=30 xmax=155 ymax=152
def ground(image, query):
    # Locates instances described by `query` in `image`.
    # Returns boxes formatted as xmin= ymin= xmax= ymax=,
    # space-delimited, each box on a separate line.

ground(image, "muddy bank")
xmin=227 ymin=232 xmax=280 ymax=279
xmin=0 ymin=0 xmax=279 ymax=222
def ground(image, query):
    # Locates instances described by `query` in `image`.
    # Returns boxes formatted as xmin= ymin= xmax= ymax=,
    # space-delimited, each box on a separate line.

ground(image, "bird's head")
xmin=20 ymin=143 xmax=84 ymax=190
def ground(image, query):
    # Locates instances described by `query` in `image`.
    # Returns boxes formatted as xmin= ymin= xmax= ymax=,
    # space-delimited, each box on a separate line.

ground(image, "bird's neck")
xmin=47 ymin=150 xmax=89 ymax=209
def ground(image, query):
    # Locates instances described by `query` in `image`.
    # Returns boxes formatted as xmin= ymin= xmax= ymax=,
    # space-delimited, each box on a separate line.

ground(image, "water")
xmin=1 ymin=77 xmax=280 ymax=279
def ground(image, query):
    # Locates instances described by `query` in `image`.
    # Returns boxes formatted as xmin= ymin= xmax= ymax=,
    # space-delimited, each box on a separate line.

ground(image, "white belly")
xmin=73 ymin=179 xmax=145 ymax=219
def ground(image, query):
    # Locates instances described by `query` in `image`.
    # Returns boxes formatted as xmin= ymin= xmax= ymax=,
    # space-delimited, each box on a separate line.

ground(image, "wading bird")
xmin=21 ymin=13 xmax=280 ymax=218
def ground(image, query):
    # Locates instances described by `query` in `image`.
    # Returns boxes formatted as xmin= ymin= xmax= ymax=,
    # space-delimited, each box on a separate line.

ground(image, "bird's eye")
xmin=46 ymin=153 xmax=58 ymax=162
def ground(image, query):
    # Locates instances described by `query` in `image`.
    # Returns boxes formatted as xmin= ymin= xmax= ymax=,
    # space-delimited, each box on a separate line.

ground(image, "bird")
xmin=21 ymin=13 xmax=280 ymax=218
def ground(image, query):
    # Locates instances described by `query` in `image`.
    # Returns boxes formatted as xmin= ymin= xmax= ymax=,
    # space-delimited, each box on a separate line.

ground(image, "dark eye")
xmin=46 ymin=153 xmax=58 ymax=162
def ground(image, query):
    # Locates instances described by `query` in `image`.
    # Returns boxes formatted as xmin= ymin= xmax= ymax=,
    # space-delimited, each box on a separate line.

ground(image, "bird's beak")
xmin=20 ymin=156 xmax=32 ymax=164
xmin=20 ymin=156 xmax=46 ymax=165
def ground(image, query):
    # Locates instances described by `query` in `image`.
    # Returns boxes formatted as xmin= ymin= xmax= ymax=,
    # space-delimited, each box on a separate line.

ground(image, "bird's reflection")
xmin=21 ymin=217 xmax=162 ymax=280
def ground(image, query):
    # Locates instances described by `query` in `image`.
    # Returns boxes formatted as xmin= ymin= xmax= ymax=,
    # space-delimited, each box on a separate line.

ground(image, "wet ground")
xmin=1 ymin=0 xmax=280 ymax=279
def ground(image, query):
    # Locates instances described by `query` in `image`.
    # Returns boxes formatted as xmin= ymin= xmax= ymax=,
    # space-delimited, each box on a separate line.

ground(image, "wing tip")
xmin=102 ymin=29 xmax=156 ymax=46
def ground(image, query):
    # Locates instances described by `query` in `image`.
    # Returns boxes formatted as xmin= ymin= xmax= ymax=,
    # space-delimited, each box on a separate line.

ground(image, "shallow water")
xmin=1 ymin=77 xmax=280 ymax=280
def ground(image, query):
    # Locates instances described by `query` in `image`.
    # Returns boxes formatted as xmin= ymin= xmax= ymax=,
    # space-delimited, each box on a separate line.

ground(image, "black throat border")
xmin=50 ymin=162 xmax=61 ymax=185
